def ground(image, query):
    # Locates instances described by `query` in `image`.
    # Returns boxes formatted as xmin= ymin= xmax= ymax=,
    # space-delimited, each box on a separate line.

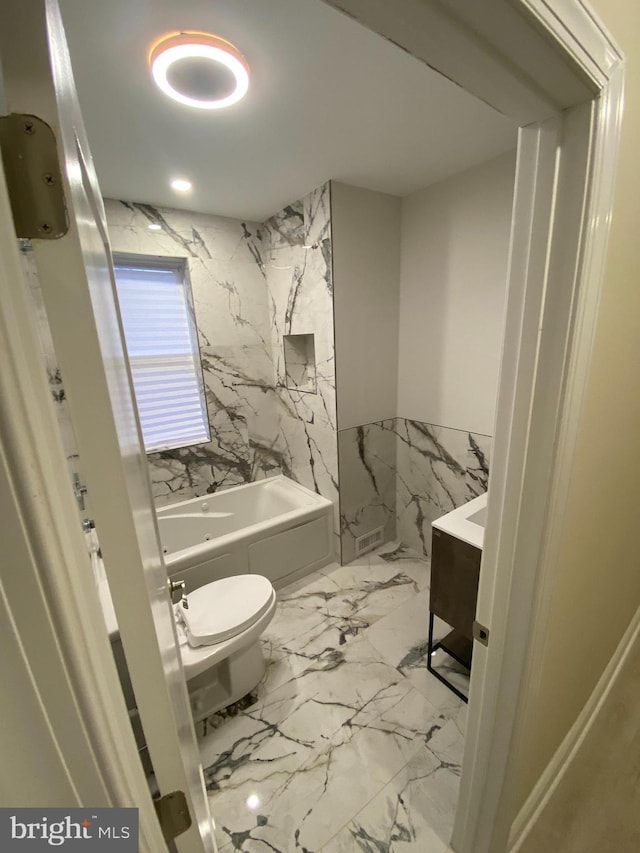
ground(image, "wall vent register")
xmin=355 ymin=526 xmax=384 ymax=556
xmin=113 ymin=254 xmax=209 ymax=453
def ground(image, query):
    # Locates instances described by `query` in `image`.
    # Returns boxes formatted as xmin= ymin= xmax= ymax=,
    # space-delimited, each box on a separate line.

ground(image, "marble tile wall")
xmin=395 ymin=419 xmax=491 ymax=556
xmin=262 ymin=183 xmax=339 ymax=544
xmin=338 ymin=418 xmax=490 ymax=560
xmin=105 ymin=199 xmax=282 ymax=504
xmin=21 ymin=245 xmax=80 ymax=473
xmin=29 ymin=189 xmax=486 ymax=565
xmin=338 ymin=421 xmax=397 ymax=564
xmin=105 ymin=186 xmax=338 ymax=540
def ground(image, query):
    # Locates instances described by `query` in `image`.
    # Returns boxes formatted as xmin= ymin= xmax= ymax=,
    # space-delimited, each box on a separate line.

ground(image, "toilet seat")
xmin=176 ymin=574 xmax=274 ymax=648
xmin=177 ymin=588 xmax=276 ymax=682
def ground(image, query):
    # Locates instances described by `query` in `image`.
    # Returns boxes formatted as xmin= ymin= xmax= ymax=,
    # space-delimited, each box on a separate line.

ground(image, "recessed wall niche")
xmin=283 ymin=333 xmax=317 ymax=393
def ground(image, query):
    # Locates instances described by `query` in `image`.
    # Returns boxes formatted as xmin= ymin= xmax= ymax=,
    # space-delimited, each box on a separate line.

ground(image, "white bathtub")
xmin=157 ymin=475 xmax=335 ymax=591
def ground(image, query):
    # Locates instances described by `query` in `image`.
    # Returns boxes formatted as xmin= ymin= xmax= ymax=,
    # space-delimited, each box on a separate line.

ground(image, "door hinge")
xmin=473 ymin=620 xmax=490 ymax=647
xmin=0 ymin=113 xmax=68 ymax=239
xmin=153 ymin=790 xmax=192 ymax=843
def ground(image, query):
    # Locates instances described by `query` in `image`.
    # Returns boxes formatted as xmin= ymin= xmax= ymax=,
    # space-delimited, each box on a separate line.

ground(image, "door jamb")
xmin=458 ymin=12 xmax=624 ymax=852
xmin=323 ymin=2 xmax=624 ymax=852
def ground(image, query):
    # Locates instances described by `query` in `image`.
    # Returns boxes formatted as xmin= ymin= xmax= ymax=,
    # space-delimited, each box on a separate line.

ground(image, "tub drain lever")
xmin=168 ymin=578 xmax=188 ymax=609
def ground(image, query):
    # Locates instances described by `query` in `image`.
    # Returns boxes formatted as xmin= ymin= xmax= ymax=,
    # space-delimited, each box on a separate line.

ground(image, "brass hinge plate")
xmin=473 ymin=620 xmax=490 ymax=647
xmin=153 ymin=790 xmax=192 ymax=843
xmin=0 ymin=113 xmax=68 ymax=239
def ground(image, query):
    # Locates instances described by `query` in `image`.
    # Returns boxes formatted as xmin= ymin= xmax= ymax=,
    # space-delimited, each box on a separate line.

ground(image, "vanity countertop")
xmin=432 ymin=492 xmax=487 ymax=550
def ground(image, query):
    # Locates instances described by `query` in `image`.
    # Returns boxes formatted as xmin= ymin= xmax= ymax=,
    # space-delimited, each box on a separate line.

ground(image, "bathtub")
xmin=157 ymin=475 xmax=335 ymax=591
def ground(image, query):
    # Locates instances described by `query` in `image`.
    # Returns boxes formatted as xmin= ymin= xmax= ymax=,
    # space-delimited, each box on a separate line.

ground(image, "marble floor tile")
xmin=321 ymin=748 xmax=460 ymax=853
xmin=201 ymin=543 xmax=465 ymax=851
xmin=371 ymin=542 xmax=432 ymax=595
xmin=211 ymin=723 xmax=406 ymax=851
xmin=366 ymin=596 xmax=470 ymax=711
xmin=209 ymin=637 xmax=417 ymax=763
xmin=262 ymin=555 xmax=429 ymax=665
xmin=210 ymin=680 xmax=450 ymax=852
xmin=317 ymin=561 xmax=422 ymax=624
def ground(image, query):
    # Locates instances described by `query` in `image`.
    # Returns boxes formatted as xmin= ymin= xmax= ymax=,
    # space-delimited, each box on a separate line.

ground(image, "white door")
xmin=0 ymin=2 xmax=215 ymax=851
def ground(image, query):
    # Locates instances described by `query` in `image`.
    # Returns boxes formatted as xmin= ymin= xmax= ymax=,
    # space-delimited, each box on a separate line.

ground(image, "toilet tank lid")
xmin=177 ymin=574 xmax=274 ymax=647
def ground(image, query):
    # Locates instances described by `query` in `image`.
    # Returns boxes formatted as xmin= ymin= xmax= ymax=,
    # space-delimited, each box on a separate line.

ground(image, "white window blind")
xmin=113 ymin=256 xmax=210 ymax=453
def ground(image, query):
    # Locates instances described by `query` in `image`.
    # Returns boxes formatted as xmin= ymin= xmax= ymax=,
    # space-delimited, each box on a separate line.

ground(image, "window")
xmin=113 ymin=254 xmax=210 ymax=453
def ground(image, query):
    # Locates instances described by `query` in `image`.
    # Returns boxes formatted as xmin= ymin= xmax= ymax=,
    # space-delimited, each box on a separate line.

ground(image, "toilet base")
xmin=186 ymin=640 xmax=266 ymax=723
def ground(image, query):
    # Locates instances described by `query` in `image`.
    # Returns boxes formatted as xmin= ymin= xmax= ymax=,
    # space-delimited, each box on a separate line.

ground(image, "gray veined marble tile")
xmin=203 ymin=633 xmax=421 ymax=779
xmin=319 ymin=691 xmax=464 ymax=852
xmin=200 ymin=551 xmax=465 ymax=852
xmin=262 ymin=556 xmax=426 ymax=663
xmin=207 ymin=684 xmax=462 ymax=852
xmin=338 ymin=421 xmax=397 ymax=564
xmin=366 ymin=595 xmax=468 ymax=714
xmin=467 ymin=432 xmax=491 ymax=496
xmin=321 ymin=747 xmax=459 ymax=853
xmin=199 ymin=345 xmax=277 ymax=417
xmin=189 ymin=259 xmax=271 ymax=350
xmin=393 ymin=418 xmax=491 ymax=557
xmin=23 ymin=251 xmax=79 ymax=466
xmin=262 ymin=199 xmax=306 ymax=249
xmin=254 ymin=635 xmax=411 ymax=730
xmin=148 ymin=431 xmax=251 ymax=506
xmin=202 ymin=644 xmax=419 ymax=849
xmin=105 ymin=185 xmax=339 ymax=517
xmin=263 ymin=575 xmax=367 ymax=667
xmin=207 ymin=726 xmax=386 ymax=851
xmin=263 ymin=182 xmax=338 ymax=528
xmin=275 ymin=380 xmax=336 ymax=432
xmin=208 ymin=680 xmax=446 ymax=852
xmin=105 ymin=198 xmax=264 ymax=265
xmin=304 ymin=181 xmax=332 ymax=249
xmin=317 ymin=560 xmax=421 ymax=626
xmin=375 ymin=543 xmax=432 ymax=594
xmin=336 ymin=417 xmax=490 ymax=565
xmin=323 ymin=543 xmax=430 ymax=599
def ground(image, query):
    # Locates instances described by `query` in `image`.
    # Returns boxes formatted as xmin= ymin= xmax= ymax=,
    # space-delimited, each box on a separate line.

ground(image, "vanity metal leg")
xmin=426 ymin=611 xmax=470 ymax=703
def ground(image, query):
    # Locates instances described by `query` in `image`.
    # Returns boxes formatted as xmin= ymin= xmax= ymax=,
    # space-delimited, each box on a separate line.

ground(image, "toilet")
xmin=174 ymin=574 xmax=277 ymax=722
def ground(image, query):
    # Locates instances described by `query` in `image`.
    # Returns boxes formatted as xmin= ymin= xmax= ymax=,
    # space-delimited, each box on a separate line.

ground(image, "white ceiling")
xmin=59 ymin=0 xmax=518 ymax=222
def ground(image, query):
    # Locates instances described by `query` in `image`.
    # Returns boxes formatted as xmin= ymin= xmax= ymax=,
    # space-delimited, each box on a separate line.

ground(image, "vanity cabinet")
xmin=430 ymin=528 xmax=481 ymax=643
xmin=428 ymin=525 xmax=482 ymax=701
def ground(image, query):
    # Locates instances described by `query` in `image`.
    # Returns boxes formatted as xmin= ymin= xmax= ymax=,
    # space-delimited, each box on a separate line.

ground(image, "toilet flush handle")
xmin=168 ymin=578 xmax=189 ymax=609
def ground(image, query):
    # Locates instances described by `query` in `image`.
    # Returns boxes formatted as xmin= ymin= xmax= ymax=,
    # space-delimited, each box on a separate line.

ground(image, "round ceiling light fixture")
xmin=149 ymin=31 xmax=250 ymax=110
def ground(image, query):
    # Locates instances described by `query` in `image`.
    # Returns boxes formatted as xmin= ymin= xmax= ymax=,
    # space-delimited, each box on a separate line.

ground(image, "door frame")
xmin=0 ymin=2 xmax=215 ymax=851
xmin=0 ymin=1 xmax=623 ymax=852
xmin=322 ymin=1 xmax=623 ymax=852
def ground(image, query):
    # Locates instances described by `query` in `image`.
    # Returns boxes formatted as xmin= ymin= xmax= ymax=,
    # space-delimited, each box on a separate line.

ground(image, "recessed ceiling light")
xmin=170 ymin=178 xmax=192 ymax=192
xmin=148 ymin=223 xmax=162 ymax=231
xmin=149 ymin=31 xmax=250 ymax=110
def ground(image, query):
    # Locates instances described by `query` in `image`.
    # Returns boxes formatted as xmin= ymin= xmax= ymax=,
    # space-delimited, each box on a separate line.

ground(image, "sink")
xmin=467 ymin=506 xmax=487 ymax=527
xmin=432 ymin=491 xmax=487 ymax=549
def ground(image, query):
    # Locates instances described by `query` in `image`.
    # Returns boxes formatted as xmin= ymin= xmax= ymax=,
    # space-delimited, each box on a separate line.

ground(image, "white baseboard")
xmin=509 ymin=602 xmax=640 ymax=852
